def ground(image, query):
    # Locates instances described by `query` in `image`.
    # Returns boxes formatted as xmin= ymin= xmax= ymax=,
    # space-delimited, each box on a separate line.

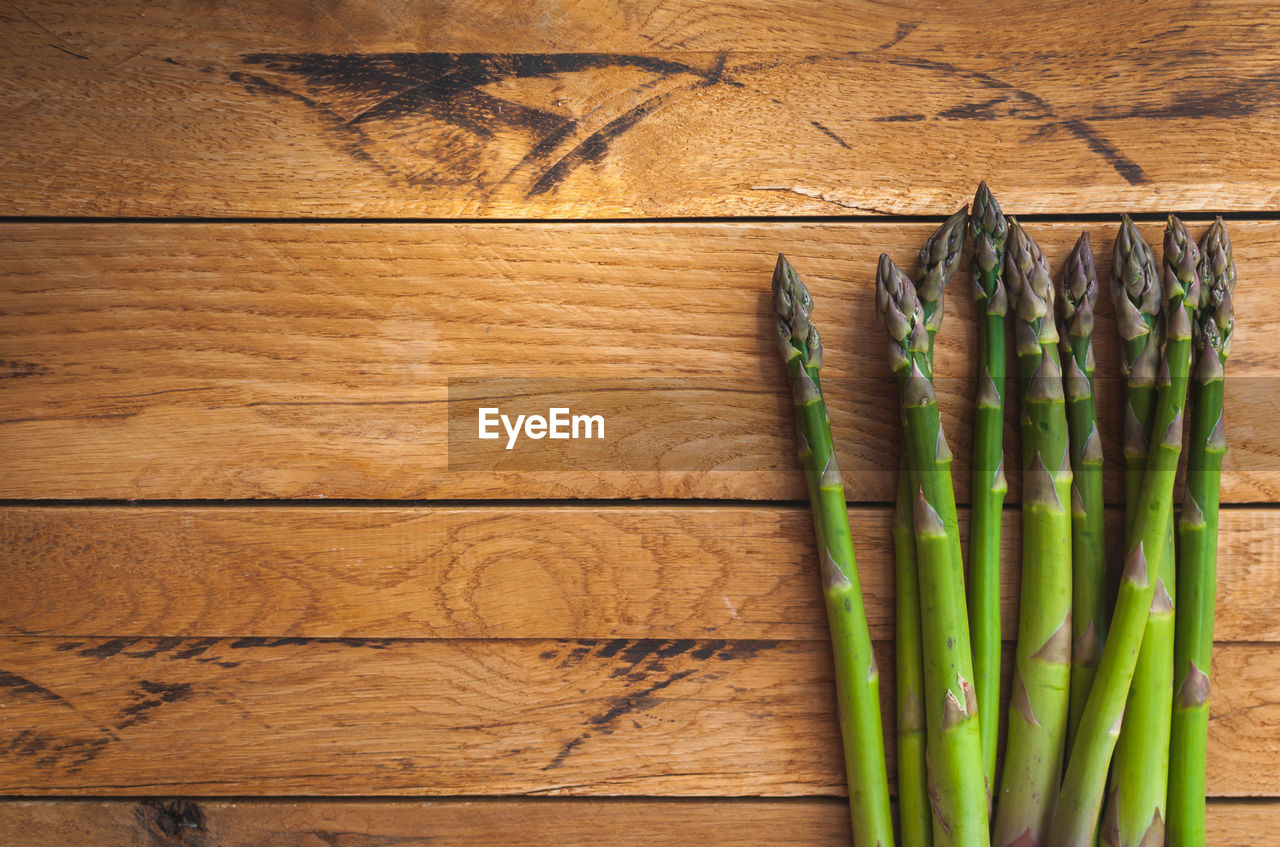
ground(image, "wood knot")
xmin=138 ymin=799 xmax=205 ymax=844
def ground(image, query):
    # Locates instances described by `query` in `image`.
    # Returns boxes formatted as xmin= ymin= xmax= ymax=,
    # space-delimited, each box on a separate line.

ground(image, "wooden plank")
xmin=2 ymin=505 xmax=1276 ymax=642
xmin=2 ymin=3 xmax=1279 ymax=218
xmin=0 ymin=798 xmax=1272 ymax=846
xmin=2 ymin=220 xmax=1278 ymax=501
xmin=0 ymin=637 xmax=1273 ymax=796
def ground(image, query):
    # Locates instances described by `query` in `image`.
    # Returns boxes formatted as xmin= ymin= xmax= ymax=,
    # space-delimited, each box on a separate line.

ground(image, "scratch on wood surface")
xmin=750 ymin=184 xmax=887 ymax=213
xmin=809 ymin=120 xmax=851 ymax=149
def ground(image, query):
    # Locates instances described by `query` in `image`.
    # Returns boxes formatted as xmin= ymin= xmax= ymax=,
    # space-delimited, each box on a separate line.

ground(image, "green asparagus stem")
xmin=1058 ymin=232 xmax=1108 ymax=755
xmin=992 ymin=221 xmax=1073 ymax=847
xmin=1111 ymin=216 xmax=1164 ymax=542
xmin=895 ymin=468 xmax=932 ymax=847
xmin=966 ymin=182 xmax=1008 ymax=795
xmin=1093 ymin=217 xmax=1161 ymax=847
xmin=878 ymin=255 xmax=989 ymax=847
xmin=772 ymin=256 xmax=895 ymax=847
xmin=894 ymin=206 xmax=966 ymax=847
xmin=1104 ymin=223 xmax=1190 ymax=847
xmin=1049 ymin=217 xmax=1201 ymax=847
xmin=1167 ymin=219 xmax=1235 ymax=845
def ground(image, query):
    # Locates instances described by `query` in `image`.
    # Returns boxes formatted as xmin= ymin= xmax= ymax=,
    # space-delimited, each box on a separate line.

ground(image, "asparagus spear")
xmin=1089 ymin=217 xmax=1161 ymax=847
xmin=877 ymin=255 xmax=989 ymax=847
xmin=1167 ymin=219 xmax=1235 ymax=845
xmin=895 ymin=469 xmax=932 ymax=847
xmin=1105 ymin=225 xmax=1191 ymax=847
xmin=1049 ymin=217 xmax=1201 ymax=847
xmin=1058 ymin=232 xmax=1108 ymax=754
xmin=1111 ymin=216 xmax=1165 ymax=542
xmin=772 ymin=256 xmax=895 ymax=847
xmin=992 ymin=221 xmax=1073 ymax=847
xmin=967 ymin=182 xmax=1008 ymax=794
xmin=895 ymin=206 xmax=967 ymax=847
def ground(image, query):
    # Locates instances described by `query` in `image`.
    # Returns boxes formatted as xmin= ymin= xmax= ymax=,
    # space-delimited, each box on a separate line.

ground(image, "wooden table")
xmin=2 ymin=1 xmax=1278 ymax=843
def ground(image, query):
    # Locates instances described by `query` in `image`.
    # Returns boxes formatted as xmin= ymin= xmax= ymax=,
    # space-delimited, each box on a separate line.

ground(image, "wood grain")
xmin=0 ymin=798 xmax=1273 ymax=846
xmin=0 ymin=637 xmax=1273 ymax=796
xmin=2 ymin=505 xmax=1277 ymax=642
xmin=3 ymin=220 xmax=1278 ymax=501
xmin=2 ymin=1 xmax=1278 ymax=216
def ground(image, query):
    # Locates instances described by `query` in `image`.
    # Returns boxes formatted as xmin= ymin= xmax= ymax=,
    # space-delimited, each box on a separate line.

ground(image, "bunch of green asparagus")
xmin=771 ymin=187 xmax=1236 ymax=847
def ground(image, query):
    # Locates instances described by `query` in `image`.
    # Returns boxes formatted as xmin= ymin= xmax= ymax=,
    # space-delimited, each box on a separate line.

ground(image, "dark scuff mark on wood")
xmin=887 ymin=55 xmax=1149 ymax=185
xmin=713 ymin=640 xmax=780 ymax=661
xmin=0 ymin=670 xmax=67 ymax=705
xmin=690 ymin=640 xmax=728 ymax=660
xmin=874 ymin=114 xmax=926 ymax=122
xmin=810 ymin=120 xmax=852 ymax=148
xmin=1057 ymin=118 xmax=1148 ymax=185
xmin=237 ymin=51 xmax=738 ymax=198
xmin=228 ymin=636 xmax=309 ymax=649
xmin=126 ymin=637 xmax=186 ymax=658
xmin=229 ymin=71 xmax=382 ymax=170
xmin=137 ymin=799 xmax=205 ymax=845
xmin=937 ymin=97 xmax=1010 ymax=121
xmin=596 ymin=638 xmax=631 ymax=659
xmin=588 ymin=669 xmax=696 ymax=732
xmin=172 ymin=638 xmax=222 ymax=660
xmin=544 ymin=637 xmax=775 ymax=771
xmin=79 ymin=637 xmax=143 ymax=659
xmin=0 ymin=359 xmax=49 ymax=378
xmin=545 ymin=666 xmax=698 ymax=770
xmin=543 ymin=734 xmax=586 ymax=771
xmin=116 ymin=680 xmax=194 ymax=729
xmin=879 ymin=21 xmax=921 ymax=50
xmin=524 ymin=54 xmax=733 ymax=198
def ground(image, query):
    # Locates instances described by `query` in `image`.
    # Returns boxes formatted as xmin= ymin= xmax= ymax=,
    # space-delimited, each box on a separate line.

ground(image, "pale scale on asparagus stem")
xmin=772 ymin=256 xmax=895 ymax=847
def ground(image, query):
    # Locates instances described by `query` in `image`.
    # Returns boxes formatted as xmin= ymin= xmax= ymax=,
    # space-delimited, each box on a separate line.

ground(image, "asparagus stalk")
xmin=895 ymin=206 xmax=967 ymax=847
xmin=967 ymin=182 xmax=1008 ymax=794
xmin=1105 ymin=226 xmax=1192 ymax=847
xmin=772 ymin=256 xmax=895 ymax=847
xmin=1090 ymin=217 xmax=1161 ymax=847
xmin=1058 ymin=232 xmax=1108 ymax=754
xmin=877 ymin=255 xmax=989 ymax=847
xmin=1049 ymin=217 xmax=1201 ymax=847
xmin=1111 ymin=216 xmax=1165 ymax=541
xmin=895 ymin=469 xmax=932 ymax=847
xmin=992 ymin=221 xmax=1073 ymax=847
xmin=1167 ymin=219 xmax=1235 ymax=845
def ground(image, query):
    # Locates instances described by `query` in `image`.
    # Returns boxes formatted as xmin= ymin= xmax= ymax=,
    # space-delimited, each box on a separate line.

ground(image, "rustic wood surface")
xmin=0 ymin=637 xmax=1274 ymax=796
xmin=2 ymin=1 xmax=1279 ymax=216
xmin=5 ymin=0 xmax=1280 ymax=838
xmin=0 ymin=798 xmax=1272 ymax=846
xmin=3 ymin=220 xmax=1279 ymax=502
xmin=1 ymin=505 xmax=1278 ymax=643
